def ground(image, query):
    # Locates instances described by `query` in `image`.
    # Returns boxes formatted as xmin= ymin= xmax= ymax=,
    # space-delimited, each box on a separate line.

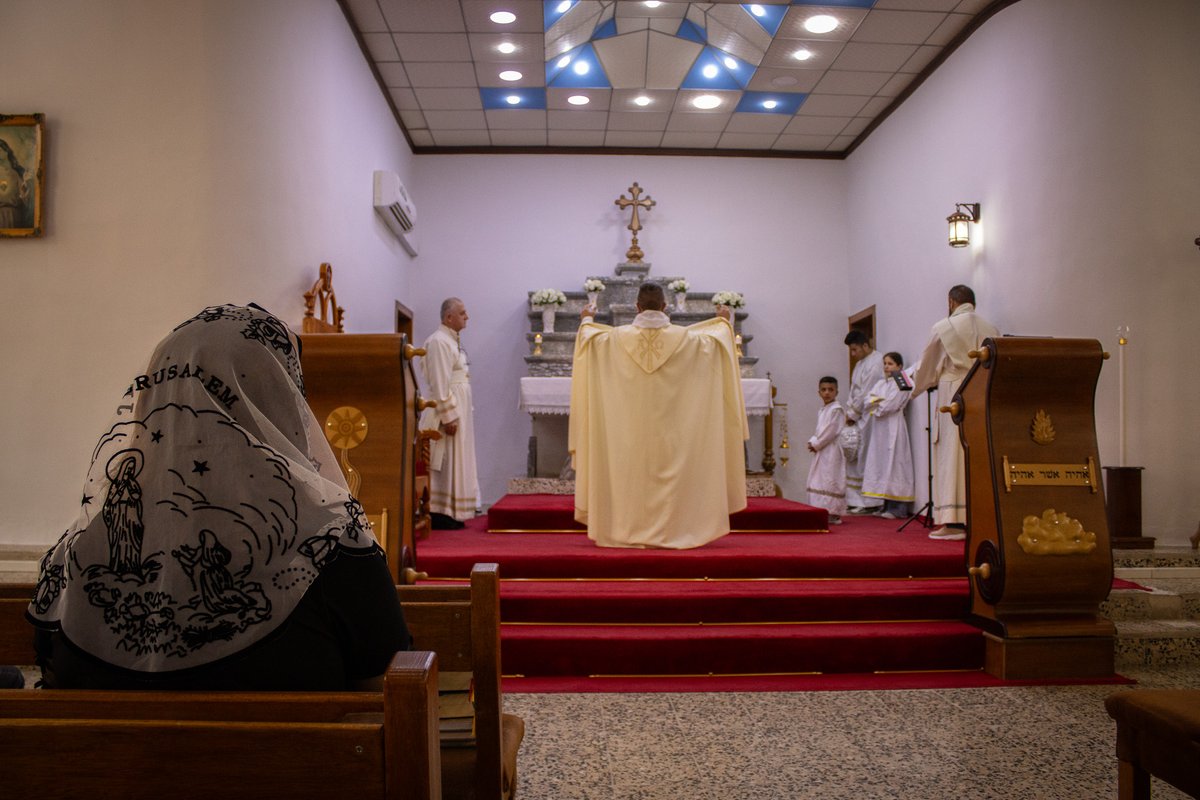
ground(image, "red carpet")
xmin=486 ymin=493 xmax=828 ymax=532
xmin=415 ymin=504 xmax=1129 ymax=691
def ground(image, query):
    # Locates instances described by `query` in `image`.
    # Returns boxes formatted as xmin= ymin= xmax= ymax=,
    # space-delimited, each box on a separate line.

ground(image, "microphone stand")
xmin=899 ymin=386 xmax=935 ymax=531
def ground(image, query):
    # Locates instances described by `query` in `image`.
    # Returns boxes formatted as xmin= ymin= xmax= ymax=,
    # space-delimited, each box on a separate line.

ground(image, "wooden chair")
xmin=399 ymin=563 xmax=524 ymax=800
xmin=302 ymin=261 xmax=346 ymax=333
xmin=0 ymin=650 xmax=441 ymax=800
xmin=1105 ymin=690 xmax=1200 ymax=800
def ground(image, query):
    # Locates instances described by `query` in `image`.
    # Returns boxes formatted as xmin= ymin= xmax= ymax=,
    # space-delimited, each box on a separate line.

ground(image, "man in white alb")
xmin=569 ymin=282 xmax=748 ymax=549
xmin=419 ymin=297 xmax=479 ymax=529
xmin=843 ymin=330 xmax=884 ymax=514
xmin=912 ymin=285 xmax=999 ymax=540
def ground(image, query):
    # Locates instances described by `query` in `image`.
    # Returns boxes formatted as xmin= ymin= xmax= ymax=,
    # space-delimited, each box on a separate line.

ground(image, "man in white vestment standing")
xmin=419 ymin=298 xmax=479 ymax=529
xmin=912 ymin=285 xmax=999 ymax=540
xmin=843 ymin=331 xmax=884 ymax=514
xmin=569 ymin=282 xmax=749 ymax=549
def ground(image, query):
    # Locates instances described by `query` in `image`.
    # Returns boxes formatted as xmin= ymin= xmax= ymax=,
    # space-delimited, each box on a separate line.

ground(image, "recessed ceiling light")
xmin=557 ymin=55 xmax=572 ymax=68
xmin=568 ymin=95 xmax=589 ymax=105
xmin=497 ymin=42 xmax=516 ymax=54
xmin=749 ymin=4 xmax=766 ymax=16
xmin=573 ymin=61 xmax=589 ymax=75
xmin=634 ymin=95 xmax=652 ymax=106
xmin=506 ymin=95 xmax=521 ymax=104
xmin=692 ymin=94 xmax=721 ymax=110
xmin=499 ymin=70 xmax=522 ymax=81
xmin=791 ymin=48 xmax=814 ymax=61
xmin=723 ymin=57 xmax=738 ymax=70
xmin=490 ymin=10 xmax=516 ymax=24
xmin=762 ymin=99 xmax=778 ymax=110
xmin=804 ymin=14 xmax=838 ymax=34
xmin=556 ymin=0 xmax=572 ymax=12
xmin=644 ymin=1 xmax=662 ymax=7
xmin=770 ymin=75 xmax=799 ymax=88
xmin=702 ymin=64 xmax=719 ymax=79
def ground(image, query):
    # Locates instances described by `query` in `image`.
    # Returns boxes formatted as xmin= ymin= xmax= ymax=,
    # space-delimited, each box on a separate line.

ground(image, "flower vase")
xmin=675 ymin=292 xmax=687 ymax=312
xmin=587 ymin=291 xmax=599 ymax=308
xmin=541 ymin=307 xmax=556 ymax=333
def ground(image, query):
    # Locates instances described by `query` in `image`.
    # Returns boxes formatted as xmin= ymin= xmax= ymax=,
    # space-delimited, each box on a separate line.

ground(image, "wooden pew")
xmin=0 ymin=650 xmax=441 ymax=800
xmin=399 ymin=563 xmax=523 ymax=800
xmin=0 ymin=563 xmax=521 ymax=800
xmin=0 ymin=583 xmax=33 ymax=665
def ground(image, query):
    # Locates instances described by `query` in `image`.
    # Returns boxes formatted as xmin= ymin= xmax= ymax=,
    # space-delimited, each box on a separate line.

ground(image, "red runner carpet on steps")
xmin=414 ymin=495 xmax=1131 ymax=692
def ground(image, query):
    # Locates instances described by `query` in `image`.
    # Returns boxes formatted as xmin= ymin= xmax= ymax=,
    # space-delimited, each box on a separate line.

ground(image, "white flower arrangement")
xmin=711 ymin=290 xmax=745 ymax=308
xmin=531 ymin=288 xmax=567 ymax=307
xmin=583 ymin=279 xmax=605 ymax=293
xmin=667 ymin=279 xmax=689 ymax=293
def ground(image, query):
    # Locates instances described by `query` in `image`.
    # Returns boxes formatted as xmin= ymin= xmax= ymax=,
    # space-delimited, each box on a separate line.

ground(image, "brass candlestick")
xmin=533 ymin=333 xmax=543 ymax=356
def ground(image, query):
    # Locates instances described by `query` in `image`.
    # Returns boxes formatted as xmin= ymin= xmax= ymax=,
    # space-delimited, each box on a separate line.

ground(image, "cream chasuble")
xmin=569 ymin=312 xmax=748 ymax=549
xmin=913 ymin=303 xmax=999 ymax=524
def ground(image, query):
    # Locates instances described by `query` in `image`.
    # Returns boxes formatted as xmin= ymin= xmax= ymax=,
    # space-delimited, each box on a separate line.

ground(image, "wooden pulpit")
xmin=301 ymin=333 xmax=431 ymax=584
xmin=949 ymin=337 xmax=1115 ymax=679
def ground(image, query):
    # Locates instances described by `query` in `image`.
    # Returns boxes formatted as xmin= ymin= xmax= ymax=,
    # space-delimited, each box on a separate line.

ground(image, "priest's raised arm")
xmin=568 ymin=282 xmax=748 ymax=549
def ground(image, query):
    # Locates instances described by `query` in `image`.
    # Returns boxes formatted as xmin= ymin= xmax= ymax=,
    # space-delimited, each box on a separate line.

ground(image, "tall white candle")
xmin=1117 ymin=325 xmax=1129 ymax=466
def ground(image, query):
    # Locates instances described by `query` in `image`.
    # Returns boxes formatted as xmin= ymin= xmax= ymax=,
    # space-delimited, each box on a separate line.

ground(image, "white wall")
xmin=0 ymin=0 xmax=414 ymax=546
xmin=845 ymin=0 xmax=1200 ymax=544
xmin=410 ymin=154 xmax=849 ymax=507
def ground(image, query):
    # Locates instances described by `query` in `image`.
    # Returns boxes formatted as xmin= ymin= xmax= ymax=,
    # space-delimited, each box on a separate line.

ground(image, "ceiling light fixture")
xmin=762 ymin=99 xmax=778 ymax=109
xmin=792 ymin=48 xmax=814 ymax=61
xmin=568 ymin=95 xmax=589 ymax=105
xmin=634 ymin=95 xmax=652 ymax=106
xmin=692 ymin=95 xmax=721 ymax=109
xmin=702 ymin=64 xmax=719 ymax=79
xmin=723 ymin=57 xmax=738 ymax=69
xmin=499 ymin=70 xmax=522 ymax=81
xmin=557 ymin=55 xmax=572 ymax=68
xmin=497 ymin=42 xmax=516 ymax=54
xmin=644 ymin=1 xmax=662 ymax=7
xmin=490 ymin=11 xmax=516 ymax=24
xmin=947 ymin=203 xmax=981 ymax=248
xmin=573 ymin=61 xmax=590 ymax=75
xmin=749 ymin=4 xmax=766 ymax=16
xmin=506 ymin=95 xmax=522 ymax=105
xmin=556 ymin=0 xmax=572 ymax=12
xmin=804 ymin=14 xmax=838 ymax=34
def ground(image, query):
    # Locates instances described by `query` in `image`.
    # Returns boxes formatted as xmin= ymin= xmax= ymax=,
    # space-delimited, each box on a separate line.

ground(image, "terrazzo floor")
xmin=502 ymin=666 xmax=1200 ymax=800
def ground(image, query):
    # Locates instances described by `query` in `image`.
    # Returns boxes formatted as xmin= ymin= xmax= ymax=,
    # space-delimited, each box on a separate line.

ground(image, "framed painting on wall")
xmin=1 ymin=113 xmax=45 ymax=237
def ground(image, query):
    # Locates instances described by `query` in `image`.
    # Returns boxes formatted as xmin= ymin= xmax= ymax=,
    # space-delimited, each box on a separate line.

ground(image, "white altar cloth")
xmin=519 ymin=376 xmax=772 ymax=416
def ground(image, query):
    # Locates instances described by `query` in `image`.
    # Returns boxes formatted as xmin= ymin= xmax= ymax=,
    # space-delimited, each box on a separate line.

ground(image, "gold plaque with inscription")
xmin=1002 ymin=455 xmax=1099 ymax=492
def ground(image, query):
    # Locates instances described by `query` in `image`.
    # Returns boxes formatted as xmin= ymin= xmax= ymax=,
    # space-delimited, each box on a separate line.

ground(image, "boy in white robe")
xmin=806 ymin=376 xmax=847 ymax=525
xmin=843 ymin=331 xmax=884 ymax=514
xmin=862 ymin=352 xmax=915 ymax=519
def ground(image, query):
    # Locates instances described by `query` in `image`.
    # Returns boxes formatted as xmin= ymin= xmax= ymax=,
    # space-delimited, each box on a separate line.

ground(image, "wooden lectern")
xmin=949 ymin=337 xmax=1114 ymax=679
xmin=301 ymin=333 xmax=431 ymax=584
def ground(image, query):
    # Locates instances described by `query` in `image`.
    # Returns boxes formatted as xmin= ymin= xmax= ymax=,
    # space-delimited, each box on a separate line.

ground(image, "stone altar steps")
xmin=1108 ymin=547 xmax=1200 ymax=669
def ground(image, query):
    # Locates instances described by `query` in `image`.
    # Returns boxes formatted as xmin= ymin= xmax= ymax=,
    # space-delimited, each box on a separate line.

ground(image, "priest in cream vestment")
xmin=569 ymin=283 xmax=748 ymax=549
xmin=912 ymin=285 xmax=999 ymax=533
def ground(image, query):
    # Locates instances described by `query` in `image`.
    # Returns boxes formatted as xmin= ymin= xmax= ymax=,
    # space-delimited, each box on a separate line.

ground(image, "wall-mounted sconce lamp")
xmin=947 ymin=203 xmax=981 ymax=248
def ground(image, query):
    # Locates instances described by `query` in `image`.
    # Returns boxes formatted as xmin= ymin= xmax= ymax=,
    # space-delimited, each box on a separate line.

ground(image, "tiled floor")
xmin=503 ymin=666 xmax=1200 ymax=800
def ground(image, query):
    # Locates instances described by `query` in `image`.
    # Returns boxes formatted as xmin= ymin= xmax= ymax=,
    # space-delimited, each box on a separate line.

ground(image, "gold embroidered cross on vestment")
xmin=635 ymin=329 xmax=663 ymax=370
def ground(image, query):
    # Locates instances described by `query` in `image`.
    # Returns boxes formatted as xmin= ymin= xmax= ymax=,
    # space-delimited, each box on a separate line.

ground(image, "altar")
xmin=517 ymin=376 xmax=775 ymax=494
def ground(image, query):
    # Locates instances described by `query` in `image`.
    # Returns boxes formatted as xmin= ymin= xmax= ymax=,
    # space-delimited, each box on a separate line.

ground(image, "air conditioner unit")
xmin=373 ymin=170 xmax=418 ymax=256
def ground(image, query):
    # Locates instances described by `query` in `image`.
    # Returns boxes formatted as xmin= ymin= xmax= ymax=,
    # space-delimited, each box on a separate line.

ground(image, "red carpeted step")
xmin=498 ymin=578 xmax=969 ymax=624
xmin=500 ymin=620 xmax=984 ymax=676
xmin=416 ymin=519 xmax=966 ymax=580
xmin=486 ymin=493 xmax=828 ymax=532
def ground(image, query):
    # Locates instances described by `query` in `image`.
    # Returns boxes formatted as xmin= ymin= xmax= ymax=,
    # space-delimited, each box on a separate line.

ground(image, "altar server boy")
xmin=862 ymin=352 xmax=915 ymax=519
xmin=807 ymin=376 xmax=847 ymax=525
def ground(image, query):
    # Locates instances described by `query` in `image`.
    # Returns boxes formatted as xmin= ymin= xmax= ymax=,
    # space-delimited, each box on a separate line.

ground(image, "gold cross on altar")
xmin=614 ymin=182 xmax=655 ymax=264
